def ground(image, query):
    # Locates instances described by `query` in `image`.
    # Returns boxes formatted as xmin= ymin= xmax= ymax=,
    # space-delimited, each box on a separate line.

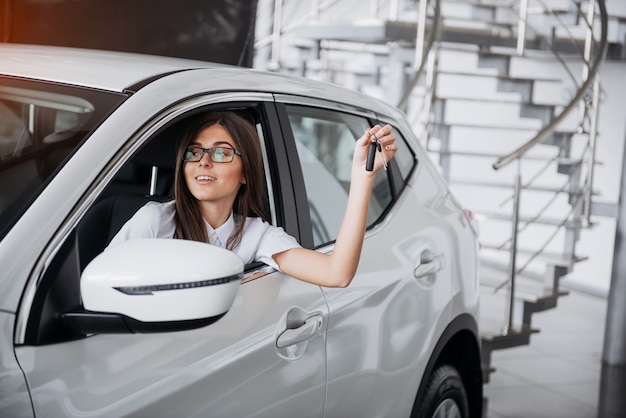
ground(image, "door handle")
xmin=276 ymin=314 xmax=323 ymax=349
xmin=414 ymin=252 xmax=444 ymax=278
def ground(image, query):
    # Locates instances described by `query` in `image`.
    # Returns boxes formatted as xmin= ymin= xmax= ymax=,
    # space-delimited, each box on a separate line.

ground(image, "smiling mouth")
xmin=196 ymin=175 xmax=216 ymax=181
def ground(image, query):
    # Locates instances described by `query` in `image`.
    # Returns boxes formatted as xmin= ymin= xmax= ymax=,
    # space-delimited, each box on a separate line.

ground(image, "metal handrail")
xmin=486 ymin=0 xmax=608 ymax=333
xmin=492 ymin=0 xmax=608 ymax=171
xmin=396 ymin=0 xmax=441 ymax=110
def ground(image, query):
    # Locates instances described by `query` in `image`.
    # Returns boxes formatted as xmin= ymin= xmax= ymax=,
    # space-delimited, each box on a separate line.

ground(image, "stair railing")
xmin=259 ymin=0 xmax=434 ymax=72
xmin=395 ymin=0 xmax=441 ymax=151
xmin=257 ymin=0 xmax=441 ymax=143
xmin=491 ymin=0 xmax=608 ymax=332
xmin=493 ymin=0 xmax=608 ymax=170
xmin=397 ymin=0 xmax=441 ymax=110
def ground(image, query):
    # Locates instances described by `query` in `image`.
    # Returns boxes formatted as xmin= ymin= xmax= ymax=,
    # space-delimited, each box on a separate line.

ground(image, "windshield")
xmin=0 ymin=76 xmax=127 ymax=239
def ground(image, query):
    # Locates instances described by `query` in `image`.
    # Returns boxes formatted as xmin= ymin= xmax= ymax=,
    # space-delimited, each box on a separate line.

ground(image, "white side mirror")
xmin=63 ymin=239 xmax=243 ymax=334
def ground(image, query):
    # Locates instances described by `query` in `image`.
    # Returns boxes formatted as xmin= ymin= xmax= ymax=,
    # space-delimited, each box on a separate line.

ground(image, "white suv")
xmin=0 ymin=44 xmax=482 ymax=417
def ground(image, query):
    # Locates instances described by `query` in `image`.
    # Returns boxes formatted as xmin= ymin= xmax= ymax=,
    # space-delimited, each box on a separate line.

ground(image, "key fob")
xmin=366 ymin=140 xmax=377 ymax=171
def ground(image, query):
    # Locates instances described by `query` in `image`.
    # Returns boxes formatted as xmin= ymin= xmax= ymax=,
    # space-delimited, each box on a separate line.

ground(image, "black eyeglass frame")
xmin=183 ymin=146 xmax=242 ymax=163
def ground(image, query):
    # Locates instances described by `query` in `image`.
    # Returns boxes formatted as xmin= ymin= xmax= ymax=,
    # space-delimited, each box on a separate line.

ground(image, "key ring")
xmin=366 ymin=129 xmax=388 ymax=171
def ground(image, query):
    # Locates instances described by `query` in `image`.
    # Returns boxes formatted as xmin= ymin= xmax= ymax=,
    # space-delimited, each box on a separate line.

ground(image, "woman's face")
xmin=183 ymin=123 xmax=245 ymax=210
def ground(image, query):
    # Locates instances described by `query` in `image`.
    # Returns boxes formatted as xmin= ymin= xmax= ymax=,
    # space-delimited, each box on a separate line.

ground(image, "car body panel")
xmin=0 ymin=44 xmax=481 ymax=417
xmin=15 ymin=275 xmax=329 ymax=417
xmin=0 ymin=312 xmax=32 ymax=417
xmin=321 ymin=159 xmax=462 ymax=417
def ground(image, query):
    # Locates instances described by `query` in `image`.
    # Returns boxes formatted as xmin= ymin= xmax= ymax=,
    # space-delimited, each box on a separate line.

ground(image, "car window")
xmin=26 ymin=104 xmax=278 ymax=345
xmin=0 ymin=77 xmax=127 ymax=240
xmin=392 ymin=128 xmax=416 ymax=180
xmin=285 ymin=105 xmax=392 ymax=247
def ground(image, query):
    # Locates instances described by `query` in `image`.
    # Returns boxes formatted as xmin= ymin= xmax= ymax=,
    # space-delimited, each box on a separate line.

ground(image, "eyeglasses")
xmin=183 ymin=146 xmax=242 ymax=163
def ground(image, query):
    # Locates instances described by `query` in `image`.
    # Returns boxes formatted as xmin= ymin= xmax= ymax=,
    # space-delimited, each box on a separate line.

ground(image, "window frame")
xmin=274 ymin=98 xmax=414 ymax=250
xmin=18 ymin=96 xmax=297 ymax=346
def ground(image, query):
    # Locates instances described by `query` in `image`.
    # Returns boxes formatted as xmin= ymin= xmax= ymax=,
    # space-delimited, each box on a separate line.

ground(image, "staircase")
xmin=253 ymin=0 xmax=622 ymax=382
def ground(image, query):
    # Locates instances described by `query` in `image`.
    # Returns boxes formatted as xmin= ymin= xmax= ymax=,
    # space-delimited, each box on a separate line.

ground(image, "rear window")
xmin=0 ymin=76 xmax=127 ymax=239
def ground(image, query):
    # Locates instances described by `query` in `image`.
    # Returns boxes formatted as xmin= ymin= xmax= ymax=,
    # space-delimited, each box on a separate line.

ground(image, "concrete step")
xmin=477 ymin=210 xmax=585 ymax=227
xmin=481 ymin=325 xmax=539 ymax=382
xmin=449 ymin=178 xmax=596 ymax=195
xmin=431 ymin=124 xmax=581 ymax=149
xmin=437 ymin=100 xmax=545 ymax=128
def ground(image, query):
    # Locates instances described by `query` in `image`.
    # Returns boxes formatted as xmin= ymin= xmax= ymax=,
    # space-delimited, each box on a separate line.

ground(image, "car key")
xmin=366 ymin=139 xmax=377 ymax=171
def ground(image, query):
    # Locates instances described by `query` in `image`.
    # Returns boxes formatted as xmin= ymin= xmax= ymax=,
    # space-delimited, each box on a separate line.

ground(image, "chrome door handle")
xmin=414 ymin=253 xmax=444 ymax=278
xmin=276 ymin=315 xmax=323 ymax=348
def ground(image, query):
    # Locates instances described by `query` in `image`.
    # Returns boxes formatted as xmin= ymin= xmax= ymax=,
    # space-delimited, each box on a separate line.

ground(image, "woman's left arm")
xmin=272 ymin=124 xmax=397 ymax=287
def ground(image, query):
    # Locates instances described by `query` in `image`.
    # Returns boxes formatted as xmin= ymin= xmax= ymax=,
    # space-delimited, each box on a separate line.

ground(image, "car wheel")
xmin=413 ymin=364 xmax=469 ymax=418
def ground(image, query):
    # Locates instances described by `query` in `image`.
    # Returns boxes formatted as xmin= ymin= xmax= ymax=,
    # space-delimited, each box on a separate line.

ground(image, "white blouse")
xmin=107 ymin=200 xmax=301 ymax=270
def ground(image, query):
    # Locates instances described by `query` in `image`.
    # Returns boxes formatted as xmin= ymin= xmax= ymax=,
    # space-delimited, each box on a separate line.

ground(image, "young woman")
xmin=109 ymin=111 xmax=397 ymax=287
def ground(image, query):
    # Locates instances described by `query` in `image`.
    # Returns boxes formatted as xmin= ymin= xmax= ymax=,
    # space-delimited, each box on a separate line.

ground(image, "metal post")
xmin=504 ymin=160 xmax=522 ymax=334
xmin=422 ymin=47 xmax=437 ymax=148
xmin=603 ymin=123 xmax=626 ymax=367
xmin=516 ymin=0 xmax=529 ymax=56
xmin=582 ymin=1 xmax=596 ymax=83
xmin=578 ymin=1 xmax=596 ymax=128
xmin=414 ymin=0 xmax=429 ymax=70
xmin=311 ymin=0 xmax=320 ymax=19
xmin=269 ymin=0 xmax=284 ymax=71
xmin=370 ymin=0 xmax=379 ymax=19
xmin=584 ymin=75 xmax=601 ymax=223
xmin=389 ymin=0 xmax=400 ymax=20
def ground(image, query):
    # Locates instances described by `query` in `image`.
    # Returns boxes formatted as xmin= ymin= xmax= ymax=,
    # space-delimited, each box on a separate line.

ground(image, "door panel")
xmin=321 ymin=200 xmax=454 ymax=417
xmin=0 ymin=313 xmax=32 ymax=418
xmin=278 ymin=101 xmax=456 ymax=417
xmin=15 ymin=273 xmax=328 ymax=417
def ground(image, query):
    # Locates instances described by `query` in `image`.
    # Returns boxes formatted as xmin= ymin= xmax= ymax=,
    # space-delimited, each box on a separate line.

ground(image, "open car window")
xmin=284 ymin=105 xmax=392 ymax=247
xmin=25 ymin=103 xmax=282 ymax=345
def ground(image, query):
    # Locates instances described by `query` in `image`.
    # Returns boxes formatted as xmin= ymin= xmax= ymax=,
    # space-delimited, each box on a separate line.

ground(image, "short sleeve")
xmin=236 ymin=217 xmax=301 ymax=270
xmin=256 ymin=225 xmax=301 ymax=270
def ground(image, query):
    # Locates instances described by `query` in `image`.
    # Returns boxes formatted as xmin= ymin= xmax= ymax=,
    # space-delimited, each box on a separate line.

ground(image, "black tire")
xmin=413 ymin=364 xmax=469 ymax=418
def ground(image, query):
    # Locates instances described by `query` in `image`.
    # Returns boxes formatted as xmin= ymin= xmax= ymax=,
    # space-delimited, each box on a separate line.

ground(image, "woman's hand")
xmin=353 ymin=124 xmax=397 ymax=175
xmin=274 ymin=123 xmax=399 ymax=288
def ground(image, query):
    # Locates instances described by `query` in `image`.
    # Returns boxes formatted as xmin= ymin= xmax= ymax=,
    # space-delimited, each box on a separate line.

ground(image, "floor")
xmin=479 ymin=265 xmax=622 ymax=418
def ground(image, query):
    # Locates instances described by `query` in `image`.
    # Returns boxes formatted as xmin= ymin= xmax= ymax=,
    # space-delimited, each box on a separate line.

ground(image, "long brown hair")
xmin=173 ymin=111 xmax=267 ymax=249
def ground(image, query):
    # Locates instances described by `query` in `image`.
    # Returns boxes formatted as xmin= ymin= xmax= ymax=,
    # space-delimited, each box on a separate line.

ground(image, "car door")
xmin=276 ymin=99 xmax=457 ymax=417
xmin=12 ymin=98 xmax=329 ymax=417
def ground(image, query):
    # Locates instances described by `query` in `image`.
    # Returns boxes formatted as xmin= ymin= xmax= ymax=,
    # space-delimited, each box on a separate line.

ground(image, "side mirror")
xmin=62 ymin=239 xmax=243 ymax=334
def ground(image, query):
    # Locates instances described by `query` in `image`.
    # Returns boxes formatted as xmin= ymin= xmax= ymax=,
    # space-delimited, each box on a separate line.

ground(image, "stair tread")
xmin=439 ymin=152 xmax=583 ymax=164
xmin=437 ymin=69 xmax=563 ymax=84
xmin=431 ymin=121 xmax=569 ymax=132
xmin=476 ymin=210 xmax=587 ymax=227
xmin=481 ymin=325 xmax=539 ymax=340
xmin=480 ymin=276 xmax=569 ymax=300
xmin=434 ymin=92 xmax=565 ymax=107
xmin=445 ymin=0 xmax=571 ymax=14
xmin=439 ymin=44 xmax=566 ymax=60
xmin=293 ymin=19 xmax=417 ymax=44
xmin=447 ymin=178 xmax=600 ymax=195
xmin=441 ymin=16 xmax=515 ymax=31
xmin=480 ymin=247 xmax=589 ymax=268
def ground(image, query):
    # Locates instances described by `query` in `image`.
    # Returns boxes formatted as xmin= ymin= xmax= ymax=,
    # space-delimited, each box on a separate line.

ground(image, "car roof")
xmin=0 ymin=43 xmax=403 ymax=120
xmin=0 ymin=43 xmax=224 ymax=91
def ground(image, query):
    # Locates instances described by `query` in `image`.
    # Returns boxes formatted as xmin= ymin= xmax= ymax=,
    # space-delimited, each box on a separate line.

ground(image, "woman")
xmin=109 ymin=111 xmax=396 ymax=287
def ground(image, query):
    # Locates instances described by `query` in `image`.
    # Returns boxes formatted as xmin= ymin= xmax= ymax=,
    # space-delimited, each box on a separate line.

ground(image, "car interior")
xmin=22 ymin=99 xmax=412 ymax=346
